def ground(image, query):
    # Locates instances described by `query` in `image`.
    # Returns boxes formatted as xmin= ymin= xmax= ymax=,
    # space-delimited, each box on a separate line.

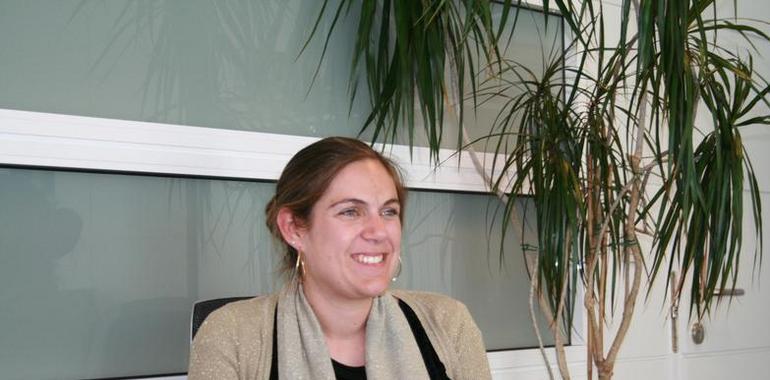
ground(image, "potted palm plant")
xmin=305 ymin=1 xmax=769 ymax=379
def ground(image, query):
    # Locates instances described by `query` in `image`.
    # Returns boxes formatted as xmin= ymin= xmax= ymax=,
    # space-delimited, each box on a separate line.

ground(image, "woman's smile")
xmin=352 ymin=253 xmax=385 ymax=265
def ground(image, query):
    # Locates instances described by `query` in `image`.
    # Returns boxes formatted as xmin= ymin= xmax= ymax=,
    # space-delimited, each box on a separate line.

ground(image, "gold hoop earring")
xmin=293 ymin=249 xmax=306 ymax=282
xmin=391 ymin=256 xmax=402 ymax=282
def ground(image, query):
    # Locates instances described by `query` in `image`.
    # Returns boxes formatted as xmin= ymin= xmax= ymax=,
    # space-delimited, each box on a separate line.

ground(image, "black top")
xmin=397 ymin=299 xmax=450 ymax=380
xmin=332 ymin=359 xmax=367 ymax=380
xmin=269 ymin=298 xmax=451 ymax=380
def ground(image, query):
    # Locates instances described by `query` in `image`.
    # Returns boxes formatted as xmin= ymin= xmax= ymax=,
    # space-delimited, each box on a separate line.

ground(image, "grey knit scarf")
xmin=276 ymin=284 xmax=430 ymax=380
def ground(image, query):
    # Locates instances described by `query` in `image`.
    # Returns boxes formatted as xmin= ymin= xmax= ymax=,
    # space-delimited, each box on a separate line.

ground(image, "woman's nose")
xmin=362 ymin=214 xmax=388 ymax=240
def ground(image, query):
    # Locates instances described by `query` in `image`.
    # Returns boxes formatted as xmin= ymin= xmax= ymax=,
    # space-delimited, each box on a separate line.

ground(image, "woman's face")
xmin=297 ymin=159 xmax=402 ymax=302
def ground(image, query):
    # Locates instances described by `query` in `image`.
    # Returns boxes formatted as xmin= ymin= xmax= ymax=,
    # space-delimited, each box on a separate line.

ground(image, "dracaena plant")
xmin=305 ymin=0 xmax=768 ymax=379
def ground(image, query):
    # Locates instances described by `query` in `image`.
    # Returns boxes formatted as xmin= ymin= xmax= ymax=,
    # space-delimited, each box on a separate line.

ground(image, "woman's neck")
xmin=302 ymin=283 xmax=372 ymax=366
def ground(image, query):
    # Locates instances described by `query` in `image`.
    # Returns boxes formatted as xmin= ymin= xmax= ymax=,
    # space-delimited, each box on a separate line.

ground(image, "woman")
xmin=189 ymin=137 xmax=491 ymax=379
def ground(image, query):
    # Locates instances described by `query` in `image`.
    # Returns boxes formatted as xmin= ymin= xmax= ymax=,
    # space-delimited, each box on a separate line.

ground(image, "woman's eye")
xmin=339 ymin=208 xmax=360 ymax=217
xmin=382 ymin=208 xmax=400 ymax=218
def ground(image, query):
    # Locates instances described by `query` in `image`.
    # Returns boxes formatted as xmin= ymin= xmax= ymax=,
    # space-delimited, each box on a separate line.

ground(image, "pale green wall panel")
xmin=0 ymin=169 xmax=280 ymax=379
xmin=0 ymin=168 xmax=549 ymax=379
xmin=0 ymin=0 xmax=367 ymax=136
xmin=0 ymin=1 xmax=561 ymax=151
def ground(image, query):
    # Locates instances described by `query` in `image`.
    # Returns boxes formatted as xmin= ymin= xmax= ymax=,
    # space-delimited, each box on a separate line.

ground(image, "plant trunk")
xmin=527 ymin=253 xmax=556 ymax=380
xmin=598 ymin=367 xmax=613 ymax=380
xmin=536 ymin=282 xmax=572 ymax=380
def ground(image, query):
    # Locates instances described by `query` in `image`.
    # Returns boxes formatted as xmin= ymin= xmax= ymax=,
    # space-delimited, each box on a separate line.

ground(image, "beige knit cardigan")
xmin=188 ymin=290 xmax=492 ymax=380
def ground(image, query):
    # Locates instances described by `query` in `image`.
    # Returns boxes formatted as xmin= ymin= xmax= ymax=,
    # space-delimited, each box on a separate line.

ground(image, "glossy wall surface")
xmin=0 ymin=168 xmax=548 ymax=379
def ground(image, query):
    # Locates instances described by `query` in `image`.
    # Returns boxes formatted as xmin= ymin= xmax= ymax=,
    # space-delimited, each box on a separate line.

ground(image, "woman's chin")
xmin=356 ymin=277 xmax=392 ymax=298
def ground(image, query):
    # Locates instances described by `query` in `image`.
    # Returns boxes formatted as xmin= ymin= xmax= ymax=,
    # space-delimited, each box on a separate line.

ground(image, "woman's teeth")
xmin=354 ymin=254 xmax=383 ymax=264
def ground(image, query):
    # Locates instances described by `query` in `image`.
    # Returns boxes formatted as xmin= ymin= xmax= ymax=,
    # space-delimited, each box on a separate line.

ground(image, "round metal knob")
xmin=691 ymin=322 xmax=705 ymax=344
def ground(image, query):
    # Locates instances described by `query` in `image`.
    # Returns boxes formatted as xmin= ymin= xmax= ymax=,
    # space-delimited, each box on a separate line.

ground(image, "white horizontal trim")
xmin=681 ymin=345 xmax=770 ymax=359
xmin=489 ymin=350 xmax=671 ymax=378
xmin=505 ymin=0 xmax=549 ymax=11
xmin=0 ymin=108 xmax=516 ymax=193
xmin=487 ymin=345 xmax=587 ymax=372
xmin=615 ymin=353 xmax=670 ymax=364
xmin=132 ymin=350 xmax=673 ymax=380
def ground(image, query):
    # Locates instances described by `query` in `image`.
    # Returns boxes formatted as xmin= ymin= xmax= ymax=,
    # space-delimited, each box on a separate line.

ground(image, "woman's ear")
xmin=276 ymin=207 xmax=305 ymax=250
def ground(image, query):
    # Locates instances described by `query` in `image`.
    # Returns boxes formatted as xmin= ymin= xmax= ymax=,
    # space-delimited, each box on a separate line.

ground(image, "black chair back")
xmin=191 ymin=297 xmax=254 ymax=340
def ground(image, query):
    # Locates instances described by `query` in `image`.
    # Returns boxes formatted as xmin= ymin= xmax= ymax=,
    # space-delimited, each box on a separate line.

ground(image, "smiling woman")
xmin=188 ymin=137 xmax=492 ymax=379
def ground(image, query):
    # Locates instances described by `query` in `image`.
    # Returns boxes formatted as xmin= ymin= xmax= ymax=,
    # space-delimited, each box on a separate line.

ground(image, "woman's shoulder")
xmin=390 ymin=289 xmax=491 ymax=378
xmin=196 ymin=294 xmax=278 ymax=337
xmin=217 ymin=294 xmax=276 ymax=315
xmin=189 ymin=294 xmax=278 ymax=378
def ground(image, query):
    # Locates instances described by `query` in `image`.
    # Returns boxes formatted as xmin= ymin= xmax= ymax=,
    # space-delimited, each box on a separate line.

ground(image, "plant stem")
xmin=528 ymin=253 xmax=556 ymax=380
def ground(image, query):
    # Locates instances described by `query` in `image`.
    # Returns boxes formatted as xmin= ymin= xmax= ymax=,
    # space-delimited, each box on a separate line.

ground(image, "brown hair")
xmin=265 ymin=137 xmax=407 ymax=277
